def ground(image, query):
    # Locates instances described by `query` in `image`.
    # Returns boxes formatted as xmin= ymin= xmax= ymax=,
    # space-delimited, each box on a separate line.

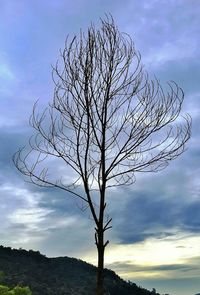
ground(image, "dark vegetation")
xmin=0 ymin=246 xmax=163 ymax=295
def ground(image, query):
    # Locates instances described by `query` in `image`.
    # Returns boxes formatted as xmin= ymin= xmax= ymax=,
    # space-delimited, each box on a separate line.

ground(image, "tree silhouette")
xmin=13 ymin=16 xmax=191 ymax=295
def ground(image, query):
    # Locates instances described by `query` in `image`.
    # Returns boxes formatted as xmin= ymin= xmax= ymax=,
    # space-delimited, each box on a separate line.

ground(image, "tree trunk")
xmin=96 ymin=228 xmax=105 ymax=295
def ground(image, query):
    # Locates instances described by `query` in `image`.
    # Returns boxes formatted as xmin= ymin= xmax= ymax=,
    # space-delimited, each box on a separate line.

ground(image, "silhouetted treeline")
xmin=0 ymin=245 xmax=163 ymax=295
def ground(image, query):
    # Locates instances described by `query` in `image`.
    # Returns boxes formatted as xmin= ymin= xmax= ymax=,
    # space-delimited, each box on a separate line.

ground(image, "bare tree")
xmin=13 ymin=16 xmax=191 ymax=295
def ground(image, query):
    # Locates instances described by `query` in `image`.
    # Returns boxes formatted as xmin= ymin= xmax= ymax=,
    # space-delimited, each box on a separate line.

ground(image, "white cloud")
xmin=143 ymin=39 xmax=197 ymax=68
xmin=0 ymin=54 xmax=18 ymax=93
xmin=8 ymin=207 xmax=53 ymax=230
xmin=0 ymin=63 xmax=16 ymax=80
xmin=0 ymin=183 xmax=52 ymax=244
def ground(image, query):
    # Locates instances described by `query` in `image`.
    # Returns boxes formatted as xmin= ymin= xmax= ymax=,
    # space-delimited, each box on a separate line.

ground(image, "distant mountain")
xmin=0 ymin=245 xmax=161 ymax=295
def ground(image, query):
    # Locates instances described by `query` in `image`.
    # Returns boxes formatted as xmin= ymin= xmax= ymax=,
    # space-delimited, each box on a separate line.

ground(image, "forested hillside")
xmin=0 ymin=246 xmax=163 ymax=295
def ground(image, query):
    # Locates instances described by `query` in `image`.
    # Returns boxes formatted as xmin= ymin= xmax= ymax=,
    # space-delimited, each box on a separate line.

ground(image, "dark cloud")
xmin=112 ymin=173 xmax=200 ymax=244
xmin=113 ymin=193 xmax=176 ymax=243
xmin=0 ymin=127 xmax=29 ymax=176
xmin=151 ymin=59 xmax=200 ymax=95
xmin=107 ymin=257 xmax=200 ymax=274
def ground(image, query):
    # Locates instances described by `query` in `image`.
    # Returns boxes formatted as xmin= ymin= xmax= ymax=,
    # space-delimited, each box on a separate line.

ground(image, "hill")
xmin=0 ymin=245 xmax=161 ymax=295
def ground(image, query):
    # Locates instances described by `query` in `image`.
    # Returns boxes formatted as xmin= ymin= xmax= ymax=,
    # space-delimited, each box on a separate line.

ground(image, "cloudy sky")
xmin=0 ymin=1 xmax=200 ymax=295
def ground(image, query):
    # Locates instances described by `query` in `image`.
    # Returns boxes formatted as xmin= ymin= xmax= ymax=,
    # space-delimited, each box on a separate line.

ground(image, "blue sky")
xmin=0 ymin=1 xmax=200 ymax=295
